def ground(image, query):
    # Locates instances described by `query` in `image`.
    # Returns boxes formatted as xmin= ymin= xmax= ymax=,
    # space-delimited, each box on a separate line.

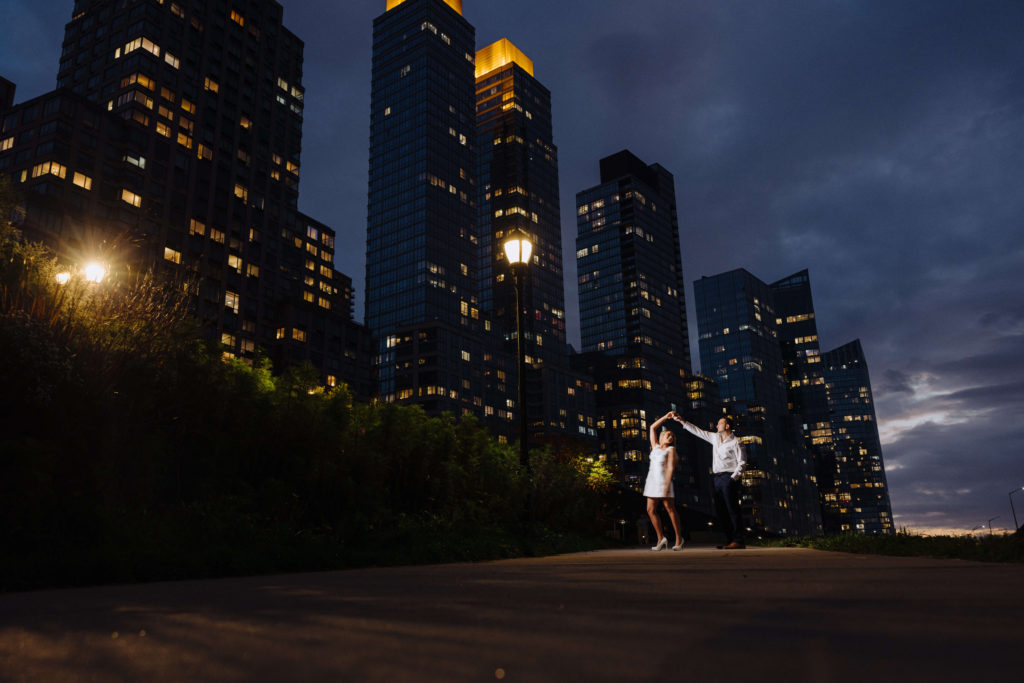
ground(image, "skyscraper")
xmin=576 ymin=150 xmax=691 ymax=488
xmin=823 ymin=340 xmax=894 ymax=534
xmin=693 ymin=268 xmax=822 ymax=536
xmin=365 ymin=0 xmax=489 ymax=417
xmin=475 ymin=39 xmax=593 ymax=440
xmin=0 ymin=0 xmax=373 ymax=394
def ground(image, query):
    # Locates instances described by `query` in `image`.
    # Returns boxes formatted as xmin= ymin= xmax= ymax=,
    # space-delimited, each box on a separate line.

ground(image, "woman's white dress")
xmin=643 ymin=447 xmax=674 ymax=498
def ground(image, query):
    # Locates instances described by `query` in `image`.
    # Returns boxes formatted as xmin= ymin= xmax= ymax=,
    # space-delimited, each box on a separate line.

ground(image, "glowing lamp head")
xmin=503 ymin=231 xmax=533 ymax=266
xmin=55 ymin=272 xmax=71 ymax=285
xmin=83 ymin=262 xmax=107 ymax=283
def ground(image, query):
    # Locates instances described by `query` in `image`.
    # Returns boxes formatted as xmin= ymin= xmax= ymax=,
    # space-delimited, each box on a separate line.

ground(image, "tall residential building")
xmin=0 ymin=0 xmax=374 ymax=395
xmin=475 ymin=39 xmax=593 ymax=441
xmin=771 ymin=270 xmax=893 ymax=534
xmin=693 ymin=269 xmax=822 ymax=536
xmin=576 ymin=150 xmax=692 ymax=489
xmin=771 ymin=269 xmax=836 ymax=523
xmin=365 ymin=0 xmax=492 ymax=418
xmin=823 ymin=340 xmax=894 ymax=534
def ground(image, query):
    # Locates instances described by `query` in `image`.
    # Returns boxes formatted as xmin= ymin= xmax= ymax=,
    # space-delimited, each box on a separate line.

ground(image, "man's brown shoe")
xmin=723 ymin=541 xmax=746 ymax=549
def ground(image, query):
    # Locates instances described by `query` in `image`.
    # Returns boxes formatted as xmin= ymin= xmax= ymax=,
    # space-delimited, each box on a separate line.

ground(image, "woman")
xmin=644 ymin=412 xmax=684 ymax=551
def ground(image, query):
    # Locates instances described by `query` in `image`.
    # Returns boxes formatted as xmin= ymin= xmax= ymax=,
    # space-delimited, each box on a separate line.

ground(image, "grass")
xmin=759 ymin=529 xmax=1024 ymax=563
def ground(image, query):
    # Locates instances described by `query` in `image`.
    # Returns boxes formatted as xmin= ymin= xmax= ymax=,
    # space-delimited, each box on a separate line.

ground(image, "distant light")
xmin=84 ymin=263 xmax=106 ymax=283
xmin=55 ymin=272 xmax=71 ymax=285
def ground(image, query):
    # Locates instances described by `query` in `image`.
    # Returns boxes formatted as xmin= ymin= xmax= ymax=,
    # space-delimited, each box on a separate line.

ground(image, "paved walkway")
xmin=2 ymin=546 xmax=1022 ymax=681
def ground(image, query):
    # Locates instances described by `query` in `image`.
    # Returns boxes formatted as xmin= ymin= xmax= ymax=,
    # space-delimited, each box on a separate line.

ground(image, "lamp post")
xmin=1009 ymin=486 xmax=1023 ymax=532
xmin=503 ymin=230 xmax=533 ymax=507
xmin=987 ymin=516 xmax=1000 ymax=535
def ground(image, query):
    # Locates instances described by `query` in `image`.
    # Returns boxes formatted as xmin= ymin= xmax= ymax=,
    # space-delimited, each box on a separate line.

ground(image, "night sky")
xmin=3 ymin=0 xmax=1023 ymax=534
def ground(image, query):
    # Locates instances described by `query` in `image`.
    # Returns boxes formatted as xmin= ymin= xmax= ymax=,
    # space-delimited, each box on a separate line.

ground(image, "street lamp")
xmin=83 ymin=262 xmax=107 ymax=284
xmin=1009 ymin=486 xmax=1023 ymax=532
xmin=503 ymin=229 xmax=533 ymax=486
xmin=987 ymin=516 xmax=1000 ymax=535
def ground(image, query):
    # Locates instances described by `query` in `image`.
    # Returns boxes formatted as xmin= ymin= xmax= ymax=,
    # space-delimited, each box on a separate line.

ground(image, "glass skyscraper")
xmin=823 ymin=340 xmax=894 ymax=534
xmin=475 ymin=39 xmax=593 ymax=440
xmin=576 ymin=150 xmax=691 ymax=488
xmin=365 ymin=0 xmax=487 ymax=415
xmin=694 ymin=269 xmax=822 ymax=536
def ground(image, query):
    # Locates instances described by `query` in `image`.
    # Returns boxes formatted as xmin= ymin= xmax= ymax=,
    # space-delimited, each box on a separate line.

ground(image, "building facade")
xmin=475 ymin=38 xmax=594 ymax=442
xmin=365 ymin=0 xmax=496 ymax=420
xmin=822 ymin=340 xmax=894 ymax=534
xmin=575 ymin=150 xmax=692 ymax=489
xmin=0 ymin=0 xmax=374 ymax=395
xmin=693 ymin=268 xmax=822 ymax=536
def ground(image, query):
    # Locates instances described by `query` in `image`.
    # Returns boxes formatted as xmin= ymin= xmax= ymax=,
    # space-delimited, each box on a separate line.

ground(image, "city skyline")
xmin=3 ymin=0 xmax=1023 ymax=534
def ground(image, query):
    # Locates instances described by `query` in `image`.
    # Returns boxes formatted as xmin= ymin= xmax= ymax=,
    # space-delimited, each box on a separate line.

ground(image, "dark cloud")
xmin=3 ymin=0 xmax=1023 ymax=532
xmin=878 ymin=369 xmax=914 ymax=396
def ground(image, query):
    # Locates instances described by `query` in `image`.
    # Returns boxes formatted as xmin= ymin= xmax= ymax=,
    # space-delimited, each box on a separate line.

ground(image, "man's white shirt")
xmin=680 ymin=423 xmax=746 ymax=479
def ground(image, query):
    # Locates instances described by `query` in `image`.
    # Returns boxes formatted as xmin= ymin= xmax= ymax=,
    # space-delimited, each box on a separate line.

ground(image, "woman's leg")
xmin=663 ymin=499 xmax=683 ymax=547
xmin=646 ymin=497 xmax=665 ymax=543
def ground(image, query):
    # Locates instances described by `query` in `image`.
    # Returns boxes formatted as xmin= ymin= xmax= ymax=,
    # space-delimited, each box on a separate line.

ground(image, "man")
xmin=672 ymin=413 xmax=747 ymax=549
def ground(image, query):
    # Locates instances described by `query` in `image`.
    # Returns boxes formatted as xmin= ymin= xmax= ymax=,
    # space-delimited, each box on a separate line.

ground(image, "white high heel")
xmin=672 ymin=542 xmax=684 ymax=551
xmin=652 ymin=538 xmax=668 ymax=551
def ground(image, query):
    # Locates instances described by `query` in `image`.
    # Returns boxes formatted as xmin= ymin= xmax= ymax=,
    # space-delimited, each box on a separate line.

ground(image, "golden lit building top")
xmin=475 ymin=38 xmax=534 ymax=79
xmin=387 ymin=0 xmax=462 ymax=15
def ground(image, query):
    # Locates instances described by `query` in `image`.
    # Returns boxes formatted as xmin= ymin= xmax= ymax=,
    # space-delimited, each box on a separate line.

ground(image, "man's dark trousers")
xmin=713 ymin=472 xmax=743 ymax=543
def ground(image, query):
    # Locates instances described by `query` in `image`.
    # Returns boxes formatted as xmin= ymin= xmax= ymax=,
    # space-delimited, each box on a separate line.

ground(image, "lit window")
xmin=120 ymin=72 xmax=155 ymax=90
xmin=209 ymin=228 xmax=225 ymax=244
xmin=31 ymin=161 xmax=68 ymax=179
xmin=176 ymin=133 xmax=192 ymax=149
xmin=196 ymin=144 xmax=212 ymax=160
xmin=228 ymin=254 xmax=242 ymax=272
xmin=204 ymin=77 xmax=219 ymax=93
xmin=121 ymin=189 xmax=142 ymax=207
xmin=461 ymin=351 xmax=471 ymax=362
xmin=0 ymin=137 xmax=13 ymax=151
xmin=164 ymin=247 xmax=181 ymax=264
xmin=165 ymin=52 xmax=180 ymax=69
xmin=72 ymin=172 xmax=92 ymax=190
xmin=156 ymin=122 xmax=171 ymax=138
xmin=221 ymin=333 xmax=235 ymax=347
xmin=318 ymin=297 xmax=330 ymax=309
xmin=246 ymin=263 xmax=259 ymax=277
xmin=292 ymin=328 xmax=306 ymax=342
xmin=189 ymin=219 xmax=206 ymax=236
xmin=275 ymin=328 xmax=286 ymax=340
xmin=230 ymin=10 xmax=245 ymax=26
xmin=160 ymin=86 xmax=176 ymax=102
xmin=303 ymin=291 xmax=314 ymax=303
xmin=240 ymin=116 xmax=252 ymax=130
xmin=180 ymin=98 xmax=196 ymax=114
xmin=234 ymin=184 xmax=248 ymax=201
xmin=225 ymin=290 xmax=240 ymax=313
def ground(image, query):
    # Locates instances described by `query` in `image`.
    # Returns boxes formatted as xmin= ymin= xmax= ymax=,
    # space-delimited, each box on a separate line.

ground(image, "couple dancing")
xmin=644 ymin=411 xmax=747 ymax=551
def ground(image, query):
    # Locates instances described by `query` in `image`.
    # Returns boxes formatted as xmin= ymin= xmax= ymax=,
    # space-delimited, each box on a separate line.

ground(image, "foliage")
xmin=0 ymin=206 xmax=613 ymax=590
xmin=760 ymin=529 xmax=1024 ymax=564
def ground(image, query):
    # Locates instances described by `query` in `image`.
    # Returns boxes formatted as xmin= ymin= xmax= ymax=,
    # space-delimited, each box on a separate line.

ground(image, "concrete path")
xmin=2 ymin=546 xmax=1021 ymax=681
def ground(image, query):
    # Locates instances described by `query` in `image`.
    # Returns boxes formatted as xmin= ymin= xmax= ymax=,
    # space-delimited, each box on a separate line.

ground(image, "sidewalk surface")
xmin=2 ymin=546 xmax=1021 ymax=681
